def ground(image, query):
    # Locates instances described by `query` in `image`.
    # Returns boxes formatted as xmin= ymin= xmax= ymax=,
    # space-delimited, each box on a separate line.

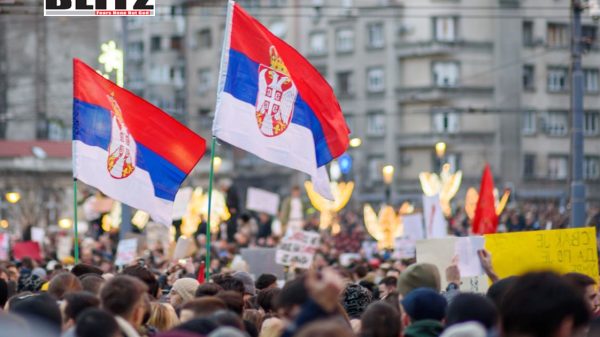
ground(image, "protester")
xmin=75 ymin=308 xmax=122 ymax=337
xmin=377 ymin=276 xmax=397 ymax=300
xmin=48 ymin=272 xmax=83 ymax=300
xmin=179 ymin=297 xmax=227 ymax=322
xmin=62 ymin=292 xmax=101 ymax=335
xmin=359 ymin=302 xmax=402 ymax=337
xmin=401 ymin=288 xmax=447 ymax=337
xmin=100 ymin=275 xmax=149 ymax=337
xmin=255 ymin=274 xmax=278 ymax=291
xmin=563 ymin=272 xmax=600 ymax=315
xmin=169 ymin=278 xmax=199 ymax=308
xmin=148 ymin=302 xmax=179 ymax=332
xmin=445 ymin=293 xmax=498 ymax=331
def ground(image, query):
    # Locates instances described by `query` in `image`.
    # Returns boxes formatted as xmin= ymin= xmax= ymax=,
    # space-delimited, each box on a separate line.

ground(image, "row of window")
xmin=524 ymin=155 xmax=600 ymax=180
xmin=523 ymin=65 xmax=599 ymax=93
xmin=523 ymin=21 xmax=597 ymax=49
xmin=149 ymin=35 xmax=184 ymax=52
xmin=522 ymin=110 xmax=599 ymax=136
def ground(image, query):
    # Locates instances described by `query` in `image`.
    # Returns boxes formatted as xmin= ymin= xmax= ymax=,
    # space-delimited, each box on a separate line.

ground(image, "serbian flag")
xmin=73 ymin=59 xmax=206 ymax=226
xmin=212 ymin=1 xmax=349 ymax=199
xmin=472 ymin=164 xmax=499 ymax=234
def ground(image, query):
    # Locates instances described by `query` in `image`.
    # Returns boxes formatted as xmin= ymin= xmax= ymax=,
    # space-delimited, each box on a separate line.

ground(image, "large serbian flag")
xmin=73 ymin=59 xmax=206 ymax=226
xmin=212 ymin=1 xmax=349 ymax=199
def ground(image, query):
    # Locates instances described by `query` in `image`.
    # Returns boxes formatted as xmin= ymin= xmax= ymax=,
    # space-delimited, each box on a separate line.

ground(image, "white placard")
xmin=422 ymin=194 xmax=447 ymax=238
xmin=402 ymin=213 xmax=425 ymax=241
xmin=57 ymin=236 xmax=73 ymax=261
xmin=115 ymin=238 xmax=138 ymax=266
xmin=340 ymin=253 xmax=361 ymax=267
xmin=275 ymin=230 xmax=320 ymax=269
xmin=172 ymin=187 xmax=193 ymax=220
xmin=394 ymin=237 xmax=416 ymax=259
xmin=173 ymin=235 xmax=194 ymax=260
xmin=31 ymin=227 xmax=45 ymax=246
xmin=246 ymin=187 xmax=280 ymax=216
xmin=0 ymin=233 xmax=8 ymax=261
xmin=454 ymin=236 xmax=485 ymax=277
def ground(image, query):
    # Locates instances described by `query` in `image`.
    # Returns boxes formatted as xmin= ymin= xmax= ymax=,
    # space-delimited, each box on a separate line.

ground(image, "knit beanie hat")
xmin=341 ymin=283 xmax=372 ymax=319
xmin=172 ymin=278 xmax=199 ymax=303
xmin=397 ymin=263 xmax=441 ymax=296
xmin=233 ymin=271 xmax=256 ymax=295
xmin=401 ymin=287 xmax=447 ymax=321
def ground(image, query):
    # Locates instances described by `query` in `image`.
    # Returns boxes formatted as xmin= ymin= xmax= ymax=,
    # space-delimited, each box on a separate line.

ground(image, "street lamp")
xmin=382 ymin=165 xmax=394 ymax=204
xmin=58 ymin=218 xmax=73 ymax=229
xmin=213 ymin=156 xmax=223 ymax=173
xmin=435 ymin=142 xmax=447 ymax=159
xmin=5 ymin=192 xmax=20 ymax=204
xmin=349 ymin=137 xmax=362 ymax=148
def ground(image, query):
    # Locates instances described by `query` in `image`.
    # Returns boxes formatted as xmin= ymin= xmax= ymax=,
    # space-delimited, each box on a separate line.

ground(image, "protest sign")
xmin=362 ymin=241 xmax=378 ymax=260
xmin=422 ymin=195 xmax=447 ymax=238
xmin=0 ymin=233 xmax=8 ymax=260
xmin=172 ymin=187 xmax=193 ymax=221
xmin=246 ymin=187 xmax=280 ymax=216
xmin=340 ymin=253 xmax=361 ymax=267
xmin=241 ymin=248 xmax=285 ymax=280
xmin=115 ymin=238 xmax=138 ymax=266
xmin=455 ymin=236 xmax=485 ymax=277
xmin=173 ymin=235 xmax=195 ymax=260
xmin=417 ymin=237 xmax=488 ymax=293
xmin=31 ymin=227 xmax=45 ymax=246
xmin=484 ymin=227 xmax=599 ymax=280
xmin=13 ymin=241 xmax=42 ymax=261
xmin=56 ymin=236 xmax=73 ymax=261
xmin=403 ymin=214 xmax=425 ymax=241
xmin=394 ymin=237 xmax=417 ymax=259
xmin=275 ymin=230 xmax=320 ymax=269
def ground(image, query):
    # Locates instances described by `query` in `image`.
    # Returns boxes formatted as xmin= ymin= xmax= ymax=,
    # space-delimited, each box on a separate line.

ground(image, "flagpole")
xmin=205 ymin=137 xmax=217 ymax=281
xmin=73 ymin=178 xmax=79 ymax=263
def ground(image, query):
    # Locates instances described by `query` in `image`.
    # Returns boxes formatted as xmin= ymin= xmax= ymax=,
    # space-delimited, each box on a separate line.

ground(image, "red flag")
xmin=472 ymin=164 xmax=499 ymax=234
xmin=197 ymin=262 xmax=205 ymax=284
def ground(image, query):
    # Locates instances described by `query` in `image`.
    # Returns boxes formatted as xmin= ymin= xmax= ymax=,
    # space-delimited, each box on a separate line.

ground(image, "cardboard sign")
xmin=13 ymin=241 xmax=42 ymax=261
xmin=56 ymin=236 xmax=73 ymax=261
xmin=417 ymin=237 xmax=488 ymax=293
xmin=394 ymin=237 xmax=417 ymax=259
xmin=246 ymin=187 xmax=280 ymax=216
xmin=422 ymin=195 xmax=447 ymax=238
xmin=275 ymin=230 xmax=320 ymax=269
xmin=455 ymin=236 xmax=485 ymax=277
xmin=172 ymin=187 xmax=193 ymax=221
xmin=0 ymin=233 xmax=9 ymax=261
xmin=31 ymin=227 xmax=45 ymax=246
xmin=403 ymin=213 xmax=425 ymax=241
xmin=240 ymin=248 xmax=285 ymax=280
xmin=115 ymin=238 xmax=138 ymax=266
xmin=484 ymin=227 xmax=599 ymax=280
xmin=173 ymin=236 xmax=195 ymax=260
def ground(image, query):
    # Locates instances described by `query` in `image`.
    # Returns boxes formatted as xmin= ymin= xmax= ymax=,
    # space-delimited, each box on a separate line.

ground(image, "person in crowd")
xmin=401 ymin=288 xmax=447 ymax=337
xmin=174 ymin=317 xmax=219 ymax=336
xmin=212 ymin=274 xmax=245 ymax=295
xmin=179 ymin=297 xmax=227 ymax=322
xmin=397 ymin=263 xmax=441 ymax=297
xmin=341 ymin=283 xmax=372 ymax=332
xmin=0 ymin=279 xmax=8 ymax=310
xmin=279 ymin=185 xmax=307 ymax=235
xmin=100 ymin=275 xmax=149 ymax=337
xmin=80 ymin=273 xmax=106 ymax=295
xmin=195 ymin=283 xmax=223 ymax=298
xmin=9 ymin=293 xmax=63 ymax=337
xmin=501 ymin=272 xmax=590 ymax=337
xmin=445 ymin=293 xmax=498 ymax=331
xmin=71 ymin=263 xmax=104 ymax=277
xmin=233 ymin=271 xmax=256 ymax=301
xmin=359 ymin=301 xmax=401 ymax=337
xmin=216 ymin=291 xmax=245 ymax=316
xmin=62 ymin=292 xmax=101 ymax=336
xmin=169 ymin=278 xmax=199 ymax=309
xmin=122 ymin=265 xmax=161 ymax=300
xmin=255 ymin=274 xmax=278 ymax=291
xmin=48 ymin=272 xmax=83 ymax=300
xmin=75 ymin=308 xmax=123 ymax=337
xmin=257 ymin=287 xmax=281 ymax=315
xmin=256 ymin=213 xmax=273 ymax=245
xmin=148 ymin=302 xmax=179 ymax=332
xmin=563 ymin=272 xmax=600 ymax=315
xmin=377 ymin=276 xmax=398 ymax=300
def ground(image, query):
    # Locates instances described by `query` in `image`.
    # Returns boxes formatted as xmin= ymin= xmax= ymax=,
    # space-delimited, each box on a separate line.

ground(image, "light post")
xmin=435 ymin=141 xmax=447 ymax=168
xmin=5 ymin=191 xmax=21 ymax=204
xmin=349 ymin=137 xmax=362 ymax=148
xmin=382 ymin=165 xmax=394 ymax=205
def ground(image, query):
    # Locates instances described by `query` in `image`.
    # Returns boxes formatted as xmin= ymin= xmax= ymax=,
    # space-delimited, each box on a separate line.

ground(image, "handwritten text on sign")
xmin=275 ymin=231 xmax=320 ymax=269
xmin=484 ymin=227 xmax=598 ymax=279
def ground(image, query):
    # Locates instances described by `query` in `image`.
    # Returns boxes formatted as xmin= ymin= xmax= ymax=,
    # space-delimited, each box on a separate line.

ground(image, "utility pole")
xmin=119 ymin=17 xmax=133 ymax=239
xmin=570 ymin=0 xmax=585 ymax=227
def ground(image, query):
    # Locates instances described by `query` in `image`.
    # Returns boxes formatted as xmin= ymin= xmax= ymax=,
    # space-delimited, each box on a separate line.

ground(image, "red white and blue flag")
xmin=73 ymin=59 xmax=206 ymax=225
xmin=212 ymin=1 xmax=350 ymax=199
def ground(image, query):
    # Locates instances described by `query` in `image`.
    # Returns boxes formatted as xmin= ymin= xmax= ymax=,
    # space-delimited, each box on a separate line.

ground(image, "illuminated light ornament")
xmin=101 ymin=201 xmax=122 ymax=232
xmin=465 ymin=187 xmax=511 ymax=220
xmin=338 ymin=154 xmax=352 ymax=175
xmin=5 ymin=192 xmax=21 ymax=204
xmin=363 ymin=204 xmax=403 ymax=250
xmin=132 ymin=210 xmax=150 ymax=230
xmin=181 ymin=187 xmax=230 ymax=236
xmin=419 ymin=163 xmax=462 ymax=217
xmin=98 ymin=40 xmax=124 ymax=87
xmin=399 ymin=201 xmax=415 ymax=215
xmin=58 ymin=218 xmax=73 ymax=229
xmin=304 ymin=181 xmax=354 ymax=233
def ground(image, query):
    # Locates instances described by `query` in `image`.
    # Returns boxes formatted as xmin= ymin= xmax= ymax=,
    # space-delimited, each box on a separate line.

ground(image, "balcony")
xmin=396 ymin=85 xmax=494 ymax=103
xmin=396 ymin=40 xmax=493 ymax=59
xmin=395 ymin=131 xmax=496 ymax=147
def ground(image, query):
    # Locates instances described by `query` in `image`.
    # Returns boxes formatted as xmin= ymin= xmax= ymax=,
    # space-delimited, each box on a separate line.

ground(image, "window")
xmin=582 ymin=25 xmax=598 ymax=51
xmin=433 ymin=109 xmax=459 ymax=133
xmin=336 ymin=71 xmax=353 ymax=96
xmin=368 ymin=157 xmax=384 ymax=181
xmin=545 ymin=111 xmax=568 ymax=136
xmin=197 ymin=29 xmax=212 ymax=49
xmin=584 ymin=69 xmax=599 ymax=93
xmin=170 ymin=66 xmax=184 ymax=86
xmin=433 ymin=17 xmax=457 ymax=42
xmin=522 ymin=110 xmax=536 ymax=135
xmin=547 ymin=23 xmax=569 ymax=47
xmin=584 ymin=156 xmax=600 ymax=180
xmin=269 ymin=0 xmax=286 ymax=6
xmin=367 ymin=22 xmax=385 ymax=48
xmin=585 ymin=111 xmax=599 ymax=136
xmin=523 ymin=65 xmax=535 ymax=90
xmin=367 ymin=67 xmax=385 ymax=93
xmin=367 ymin=113 xmax=385 ymax=136
xmin=523 ymin=21 xmax=534 ymax=46
xmin=336 ymin=28 xmax=355 ymax=53
xmin=170 ymin=36 xmax=183 ymax=51
xmin=197 ymin=69 xmax=212 ymax=95
xmin=548 ymin=156 xmax=568 ymax=180
xmin=523 ymin=154 xmax=536 ymax=178
xmin=309 ymin=32 xmax=327 ymax=55
xmin=433 ymin=62 xmax=459 ymax=87
xmin=150 ymin=36 xmax=161 ymax=52
xmin=434 ymin=153 xmax=460 ymax=172
xmin=127 ymin=41 xmax=144 ymax=60
xmin=547 ymin=67 xmax=568 ymax=92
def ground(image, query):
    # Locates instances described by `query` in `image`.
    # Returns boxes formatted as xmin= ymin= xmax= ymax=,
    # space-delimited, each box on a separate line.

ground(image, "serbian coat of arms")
xmin=106 ymin=93 xmax=136 ymax=179
xmin=255 ymin=46 xmax=298 ymax=137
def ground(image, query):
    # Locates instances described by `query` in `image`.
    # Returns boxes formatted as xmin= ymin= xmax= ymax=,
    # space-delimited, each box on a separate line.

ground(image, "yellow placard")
xmin=484 ymin=227 xmax=599 ymax=280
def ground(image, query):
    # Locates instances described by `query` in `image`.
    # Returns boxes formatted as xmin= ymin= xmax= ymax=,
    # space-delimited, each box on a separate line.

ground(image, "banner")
xmin=422 ymin=194 xmax=447 ymax=238
xmin=31 ymin=227 xmax=45 ymax=246
xmin=484 ymin=227 xmax=599 ymax=279
xmin=455 ymin=236 xmax=485 ymax=277
xmin=241 ymin=248 xmax=285 ymax=280
xmin=0 ymin=233 xmax=8 ymax=261
xmin=115 ymin=238 xmax=138 ymax=266
xmin=13 ymin=241 xmax=42 ymax=261
xmin=246 ymin=187 xmax=280 ymax=216
xmin=275 ymin=230 xmax=320 ymax=269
